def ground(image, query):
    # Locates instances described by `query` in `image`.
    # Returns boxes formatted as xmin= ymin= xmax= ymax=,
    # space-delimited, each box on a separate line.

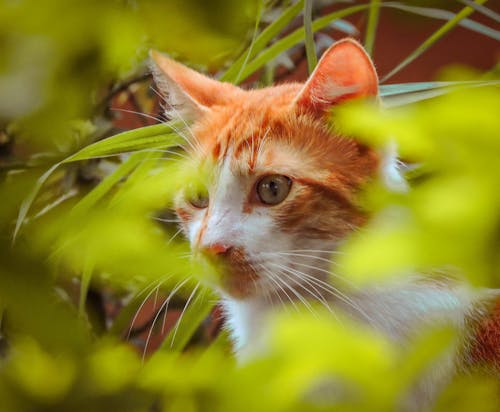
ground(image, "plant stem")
xmin=304 ymin=0 xmax=317 ymax=74
xmin=381 ymin=0 xmax=488 ymax=83
xmin=364 ymin=0 xmax=380 ymax=56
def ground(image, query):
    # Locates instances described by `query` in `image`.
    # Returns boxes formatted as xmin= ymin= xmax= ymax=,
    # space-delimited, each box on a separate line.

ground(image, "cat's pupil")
xmin=269 ymin=180 xmax=278 ymax=197
xmin=188 ymin=190 xmax=209 ymax=209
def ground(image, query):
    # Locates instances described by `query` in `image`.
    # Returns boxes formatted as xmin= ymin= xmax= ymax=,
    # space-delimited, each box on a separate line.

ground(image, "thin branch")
xmin=304 ymin=0 xmax=317 ymax=73
xmin=364 ymin=0 xmax=381 ymax=56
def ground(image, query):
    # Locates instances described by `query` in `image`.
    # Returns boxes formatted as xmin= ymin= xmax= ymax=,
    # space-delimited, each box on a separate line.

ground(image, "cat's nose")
xmin=203 ymin=243 xmax=232 ymax=256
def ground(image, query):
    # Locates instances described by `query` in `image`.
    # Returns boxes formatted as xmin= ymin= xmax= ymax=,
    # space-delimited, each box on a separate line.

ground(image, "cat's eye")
xmin=188 ymin=191 xmax=209 ymax=209
xmin=185 ymin=182 xmax=209 ymax=209
xmin=256 ymin=175 xmax=292 ymax=205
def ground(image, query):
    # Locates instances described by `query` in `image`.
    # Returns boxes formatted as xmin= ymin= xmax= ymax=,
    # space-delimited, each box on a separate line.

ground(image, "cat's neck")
xmin=221 ymin=277 xmax=477 ymax=359
xmin=220 ymin=296 xmax=271 ymax=360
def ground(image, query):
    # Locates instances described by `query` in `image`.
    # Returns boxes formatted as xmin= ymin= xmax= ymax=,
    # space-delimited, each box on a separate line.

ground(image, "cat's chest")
xmin=221 ymin=297 xmax=271 ymax=359
xmin=221 ymin=280 xmax=475 ymax=358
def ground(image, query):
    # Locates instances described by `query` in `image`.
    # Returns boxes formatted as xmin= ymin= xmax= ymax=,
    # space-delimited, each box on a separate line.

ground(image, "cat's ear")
xmin=293 ymin=39 xmax=378 ymax=115
xmin=150 ymin=50 xmax=239 ymax=122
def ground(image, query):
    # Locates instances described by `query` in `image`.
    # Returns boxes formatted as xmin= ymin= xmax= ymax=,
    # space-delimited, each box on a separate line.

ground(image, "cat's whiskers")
xmin=151 ymin=86 xmax=203 ymax=155
xmin=177 ymin=252 xmax=193 ymax=259
xmin=143 ymin=276 xmax=191 ymax=361
xmin=112 ymin=102 xmax=197 ymax=157
xmin=111 ymin=107 xmax=164 ymax=124
xmin=287 ymin=260 xmax=358 ymax=290
xmin=152 ymin=283 xmax=160 ymax=309
xmin=169 ymin=282 xmax=200 ymax=347
xmin=255 ymin=127 xmax=270 ymax=165
xmin=167 ymin=228 xmax=183 ymax=245
xmin=153 ymin=216 xmax=182 ymax=224
xmin=269 ymin=262 xmax=374 ymax=326
xmin=254 ymin=262 xmax=281 ymax=313
xmin=247 ymin=260 xmax=262 ymax=298
xmin=262 ymin=265 xmax=317 ymax=317
xmin=275 ymin=248 xmax=344 ymax=255
xmin=263 ymin=251 xmax=335 ymax=264
xmin=259 ymin=264 xmax=299 ymax=312
xmin=150 ymin=85 xmax=202 ymax=154
xmin=271 ymin=262 xmax=332 ymax=308
xmin=260 ymin=250 xmax=354 ymax=287
xmin=258 ymin=269 xmax=288 ymax=312
xmin=270 ymin=262 xmax=349 ymax=320
xmin=127 ymin=276 xmax=170 ymax=340
xmin=260 ymin=254 xmax=366 ymax=321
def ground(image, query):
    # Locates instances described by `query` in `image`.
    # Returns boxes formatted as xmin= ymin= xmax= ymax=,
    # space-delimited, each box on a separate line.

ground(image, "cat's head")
xmin=151 ymin=39 xmax=388 ymax=301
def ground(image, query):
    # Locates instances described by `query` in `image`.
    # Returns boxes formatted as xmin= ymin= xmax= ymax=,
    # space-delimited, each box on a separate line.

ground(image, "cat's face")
xmin=152 ymin=40 xmax=380 ymax=300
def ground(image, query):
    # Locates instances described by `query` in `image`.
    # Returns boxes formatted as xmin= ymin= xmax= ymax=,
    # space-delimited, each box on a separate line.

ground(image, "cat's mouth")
xmin=203 ymin=247 xmax=260 ymax=299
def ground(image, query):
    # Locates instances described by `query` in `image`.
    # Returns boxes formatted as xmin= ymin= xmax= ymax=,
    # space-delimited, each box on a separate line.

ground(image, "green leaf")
xmin=380 ymin=80 xmax=493 ymax=97
xmin=221 ymin=0 xmax=305 ymax=83
xmin=64 ymin=123 xmax=182 ymax=162
xmin=329 ymin=18 xmax=358 ymax=36
xmin=224 ymin=0 xmax=264 ymax=85
xmin=459 ymin=0 xmax=500 ymax=24
xmin=381 ymin=0 xmax=489 ymax=82
xmin=14 ymin=163 xmax=62 ymax=241
xmin=237 ymin=4 xmax=369 ymax=83
xmin=383 ymin=2 xmax=500 ymax=41
xmin=14 ymin=122 xmax=183 ymax=241
xmin=70 ymin=151 xmax=150 ymax=220
xmin=380 ymin=80 xmax=500 ymax=107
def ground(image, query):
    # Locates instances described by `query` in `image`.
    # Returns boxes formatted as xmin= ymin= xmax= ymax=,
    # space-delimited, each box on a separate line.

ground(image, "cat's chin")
xmin=218 ymin=266 xmax=260 ymax=300
xmin=199 ymin=246 xmax=261 ymax=300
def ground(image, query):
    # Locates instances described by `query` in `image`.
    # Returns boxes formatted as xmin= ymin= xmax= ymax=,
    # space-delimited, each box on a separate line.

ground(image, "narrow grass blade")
xmin=237 ymin=4 xmax=369 ymax=83
xmin=364 ymin=0 xmax=381 ymax=56
xmin=304 ymin=0 xmax=317 ymax=73
xmin=459 ymin=0 xmax=500 ymax=24
xmin=329 ymin=19 xmax=359 ymax=36
xmin=381 ymin=0 xmax=489 ymax=83
xmin=383 ymin=2 xmax=500 ymax=41
xmin=14 ymin=122 xmax=182 ymax=241
xmin=14 ymin=162 xmax=62 ymax=241
xmin=69 ymin=151 xmax=149 ymax=220
xmin=199 ymin=329 xmax=232 ymax=361
xmin=231 ymin=0 xmax=264 ymax=85
xmin=108 ymin=151 xmax=163 ymax=207
xmin=64 ymin=123 xmax=182 ymax=162
xmin=380 ymin=80 xmax=500 ymax=97
xmin=221 ymin=0 xmax=304 ymax=83
xmin=381 ymin=80 xmax=500 ymax=107
xmin=79 ymin=259 xmax=95 ymax=316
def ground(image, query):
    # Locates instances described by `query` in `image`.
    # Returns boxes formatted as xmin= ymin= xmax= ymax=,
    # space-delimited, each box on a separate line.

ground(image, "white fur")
xmin=380 ymin=142 xmax=408 ymax=192
xmin=182 ymin=139 xmax=486 ymax=409
xmin=221 ymin=296 xmax=270 ymax=360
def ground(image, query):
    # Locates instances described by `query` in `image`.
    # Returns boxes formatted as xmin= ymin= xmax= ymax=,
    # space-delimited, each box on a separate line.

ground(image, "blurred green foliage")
xmin=0 ymin=0 xmax=499 ymax=411
xmin=0 ymin=0 xmax=256 ymax=153
xmin=335 ymin=86 xmax=500 ymax=288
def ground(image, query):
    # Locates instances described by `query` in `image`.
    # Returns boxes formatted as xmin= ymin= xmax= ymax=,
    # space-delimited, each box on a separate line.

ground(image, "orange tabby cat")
xmin=151 ymin=39 xmax=499 ymax=406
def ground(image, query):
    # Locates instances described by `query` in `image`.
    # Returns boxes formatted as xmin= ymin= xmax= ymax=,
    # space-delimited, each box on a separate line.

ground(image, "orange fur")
xmin=151 ymin=40 xmax=381 ymax=278
xmin=468 ymin=297 xmax=500 ymax=371
xmin=152 ymin=39 xmax=499 ymax=378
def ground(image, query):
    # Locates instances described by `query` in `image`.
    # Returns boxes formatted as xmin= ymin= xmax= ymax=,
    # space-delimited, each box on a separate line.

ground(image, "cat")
xmin=150 ymin=39 xmax=499 ymax=406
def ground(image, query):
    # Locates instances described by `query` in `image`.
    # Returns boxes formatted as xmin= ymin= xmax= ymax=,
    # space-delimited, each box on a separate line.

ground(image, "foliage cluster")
xmin=0 ymin=1 xmax=499 ymax=411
